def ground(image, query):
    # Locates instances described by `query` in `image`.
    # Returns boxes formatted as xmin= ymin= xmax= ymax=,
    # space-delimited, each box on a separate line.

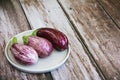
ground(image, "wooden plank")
xmin=97 ymin=0 xmax=120 ymax=28
xmin=0 ymin=0 xmax=52 ymax=80
xmin=57 ymin=0 xmax=120 ymax=80
xmin=19 ymin=0 xmax=103 ymax=80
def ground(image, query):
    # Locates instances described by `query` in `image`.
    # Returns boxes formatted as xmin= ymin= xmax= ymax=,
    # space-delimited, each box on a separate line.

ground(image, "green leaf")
xmin=22 ymin=36 xmax=28 ymax=44
xmin=32 ymin=29 xmax=38 ymax=36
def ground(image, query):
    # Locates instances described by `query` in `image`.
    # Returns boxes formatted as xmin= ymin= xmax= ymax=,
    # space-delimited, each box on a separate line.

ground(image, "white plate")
xmin=5 ymin=30 xmax=70 ymax=73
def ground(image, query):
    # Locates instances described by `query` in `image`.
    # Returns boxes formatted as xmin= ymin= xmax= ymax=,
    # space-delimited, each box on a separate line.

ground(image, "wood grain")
xmin=0 ymin=0 xmax=52 ymax=80
xmin=19 ymin=0 xmax=103 ymax=80
xmin=57 ymin=0 xmax=120 ymax=80
xmin=97 ymin=0 xmax=120 ymax=29
xmin=0 ymin=0 xmax=29 ymax=79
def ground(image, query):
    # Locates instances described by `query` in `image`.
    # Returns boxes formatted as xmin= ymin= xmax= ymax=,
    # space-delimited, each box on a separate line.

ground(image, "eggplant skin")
xmin=27 ymin=36 xmax=53 ymax=58
xmin=10 ymin=43 xmax=38 ymax=65
xmin=37 ymin=28 xmax=68 ymax=51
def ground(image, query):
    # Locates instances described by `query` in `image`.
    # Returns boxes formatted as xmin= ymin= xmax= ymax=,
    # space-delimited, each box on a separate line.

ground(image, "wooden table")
xmin=0 ymin=0 xmax=120 ymax=80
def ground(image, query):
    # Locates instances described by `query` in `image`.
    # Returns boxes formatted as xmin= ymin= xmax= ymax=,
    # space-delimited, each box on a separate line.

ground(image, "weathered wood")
xmin=0 ymin=0 xmax=52 ymax=80
xmin=57 ymin=0 xmax=120 ymax=80
xmin=0 ymin=0 xmax=29 ymax=79
xmin=97 ymin=0 xmax=120 ymax=29
xmin=19 ymin=0 xmax=104 ymax=80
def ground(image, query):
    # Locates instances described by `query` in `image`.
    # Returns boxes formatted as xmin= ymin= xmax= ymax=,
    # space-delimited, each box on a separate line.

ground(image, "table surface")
xmin=0 ymin=0 xmax=120 ymax=80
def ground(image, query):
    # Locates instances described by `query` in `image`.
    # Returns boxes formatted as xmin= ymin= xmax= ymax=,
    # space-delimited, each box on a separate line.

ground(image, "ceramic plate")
xmin=5 ymin=29 xmax=70 ymax=73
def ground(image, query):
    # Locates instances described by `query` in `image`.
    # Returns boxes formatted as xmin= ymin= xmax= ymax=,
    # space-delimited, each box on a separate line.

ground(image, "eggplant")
xmin=23 ymin=36 xmax=53 ymax=58
xmin=33 ymin=28 xmax=69 ymax=51
xmin=10 ymin=37 xmax=38 ymax=65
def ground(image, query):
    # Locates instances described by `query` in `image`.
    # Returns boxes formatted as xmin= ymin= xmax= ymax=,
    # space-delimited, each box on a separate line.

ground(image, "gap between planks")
xmin=17 ymin=0 xmax=54 ymax=80
xmin=56 ymin=0 xmax=106 ymax=80
xmin=96 ymin=0 xmax=120 ymax=29
xmin=17 ymin=0 xmax=32 ymax=30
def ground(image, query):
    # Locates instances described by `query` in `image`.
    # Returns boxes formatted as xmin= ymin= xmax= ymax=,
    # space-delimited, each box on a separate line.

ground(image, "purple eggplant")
xmin=23 ymin=36 xmax=53 ymax=58
xmin=10 ymin=37 xmax=38 ymax=65
xmin=33 ymin=28 xmax=69 ymax=51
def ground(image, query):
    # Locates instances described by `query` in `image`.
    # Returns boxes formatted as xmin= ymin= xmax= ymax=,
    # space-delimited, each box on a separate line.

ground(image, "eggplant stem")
xmin=22 ymin=36 xmax=28 ymax=45
xmin=12 ymin=37 xmax=17 ymax=44
xmin=32 ymin=29 xmax=38 ymax=36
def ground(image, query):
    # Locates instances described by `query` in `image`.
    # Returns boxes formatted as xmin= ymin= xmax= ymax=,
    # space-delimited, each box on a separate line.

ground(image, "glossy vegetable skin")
xmin=10 ymin=43 xmax=38 ymax=65
xmin=35 ymin=28 xmax=69 ymax=51
xmin=23 ymin=36 xmax=53 ymax=58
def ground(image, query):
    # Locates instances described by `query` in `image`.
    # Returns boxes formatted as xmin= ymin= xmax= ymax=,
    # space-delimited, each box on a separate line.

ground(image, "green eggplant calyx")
xmin=12 ymin=37 xmax=18 ymax=44
xmin=32 ymin=29 xmax=39 ymax=36
xmin=22 ymin=36 xmax=29 ymax=45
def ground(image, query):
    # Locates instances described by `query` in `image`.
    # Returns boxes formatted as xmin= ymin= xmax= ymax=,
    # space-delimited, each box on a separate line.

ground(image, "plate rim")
xmin=5 ymin=29 xmax=70 ymax=73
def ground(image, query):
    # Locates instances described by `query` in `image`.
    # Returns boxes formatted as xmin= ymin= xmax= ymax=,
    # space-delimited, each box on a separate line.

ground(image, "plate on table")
xmin=5 ymin=29 xmax=70 ymax=73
